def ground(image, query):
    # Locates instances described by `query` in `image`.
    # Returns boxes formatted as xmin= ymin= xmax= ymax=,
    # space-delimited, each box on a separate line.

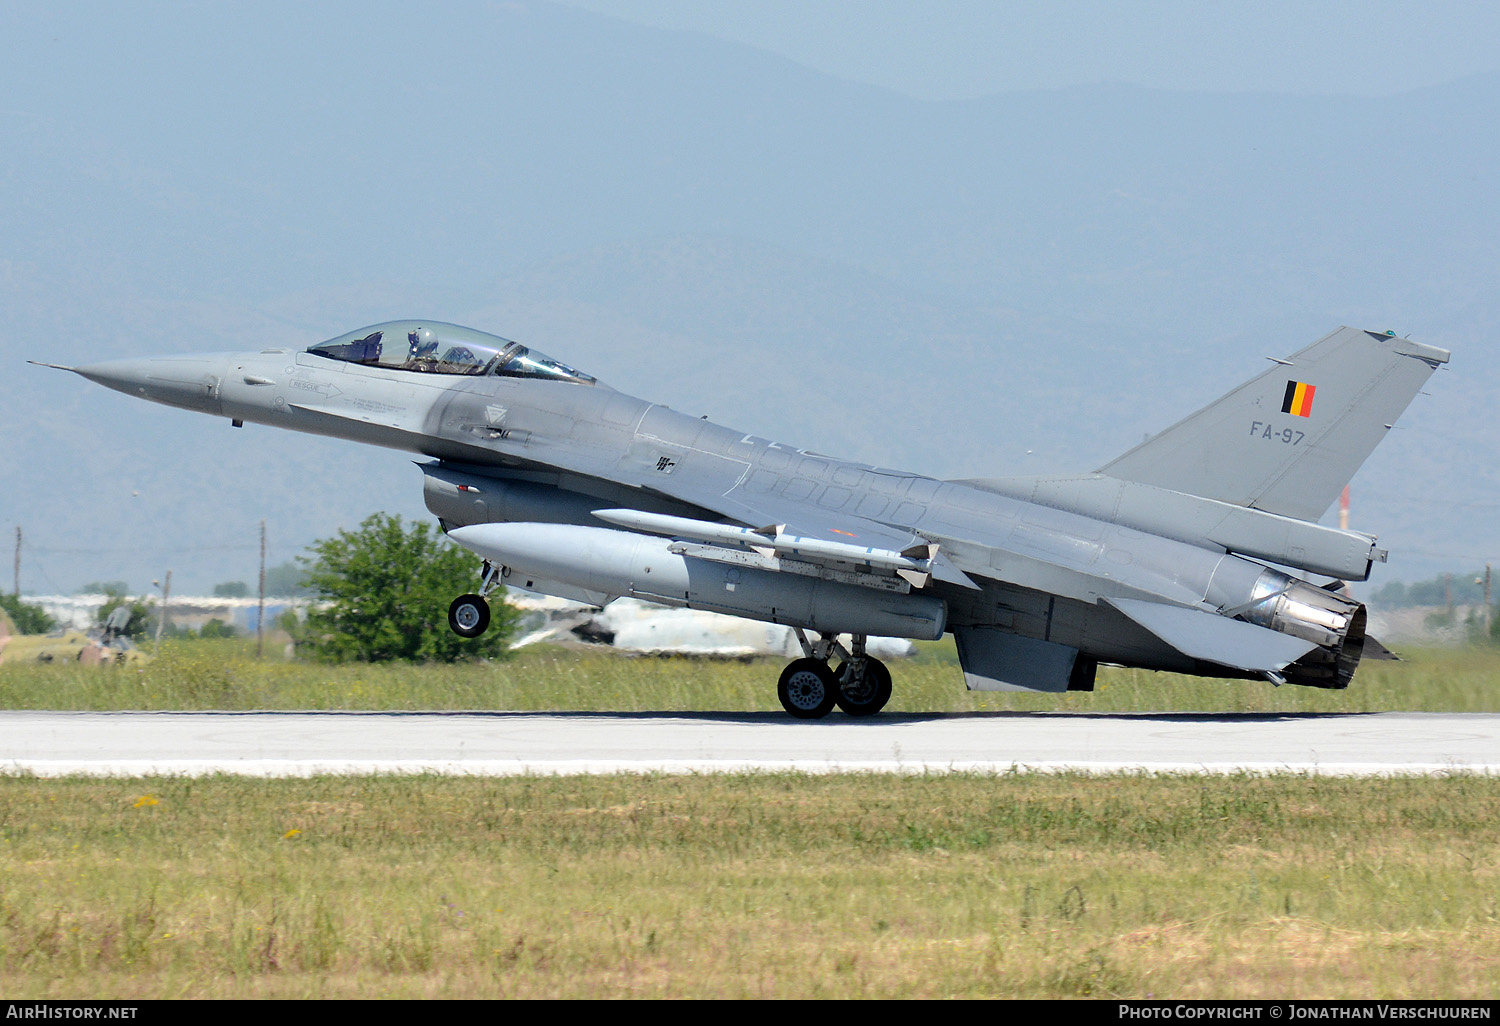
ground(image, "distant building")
xmin=29 ymin=595 xmax=316 ymax=634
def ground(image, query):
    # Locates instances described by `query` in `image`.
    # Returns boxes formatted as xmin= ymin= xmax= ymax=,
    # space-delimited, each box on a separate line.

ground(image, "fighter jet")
xmin=39 ymin=322 xmax=1448 ymax=717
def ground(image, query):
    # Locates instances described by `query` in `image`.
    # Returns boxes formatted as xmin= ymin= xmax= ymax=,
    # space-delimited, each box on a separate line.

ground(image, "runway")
xmin=3 ymin=709 xmax=1498 ymax=777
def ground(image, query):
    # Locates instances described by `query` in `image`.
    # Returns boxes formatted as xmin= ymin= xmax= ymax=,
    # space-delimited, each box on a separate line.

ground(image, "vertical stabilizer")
xmin=1099 ymin=328 xmax=1448 ymax=522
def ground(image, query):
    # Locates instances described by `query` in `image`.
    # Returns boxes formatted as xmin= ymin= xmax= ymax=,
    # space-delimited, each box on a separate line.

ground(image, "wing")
xmin=498 ymin=414 xmax=981 ymax=590
xmin=626 ymin=474 xmax=980 ymax=590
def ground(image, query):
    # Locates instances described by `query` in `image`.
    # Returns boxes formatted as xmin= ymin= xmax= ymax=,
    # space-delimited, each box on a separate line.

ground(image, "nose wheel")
xmin=448 ymin=559 xmax=504 ymax=638
xmin=448 ymin=594 xmax=490 ymax=638
xmin=779 ymin=631 xmax=892 ymax=719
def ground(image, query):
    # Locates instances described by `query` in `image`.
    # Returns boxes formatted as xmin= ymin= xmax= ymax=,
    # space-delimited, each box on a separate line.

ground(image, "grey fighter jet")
xmin=39 ymin=322 xmax=1448 ymax=718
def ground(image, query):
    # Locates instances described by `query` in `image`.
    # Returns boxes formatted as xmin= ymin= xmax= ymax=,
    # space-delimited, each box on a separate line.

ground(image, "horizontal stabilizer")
xmin=1105 ymin=596 xmax=1317 ymax=674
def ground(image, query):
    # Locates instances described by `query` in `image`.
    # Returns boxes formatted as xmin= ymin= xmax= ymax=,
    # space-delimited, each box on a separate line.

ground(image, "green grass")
xmin=2 ymin=636 xmax=1498 ymax=713
xmin=3 ymin=773 xmax=1498 ymax=999
xmin=6 ymin=640 xmax=1498 ymax=998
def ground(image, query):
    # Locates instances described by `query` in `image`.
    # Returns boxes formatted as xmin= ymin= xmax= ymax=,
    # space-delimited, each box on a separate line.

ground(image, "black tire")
xmin=777 ymin=658 xmax=838 ymax=719
xmin=833 ymin=656 xmax=893 ymax=716
xmin=448 ymin=594 xmax=490 ymax=638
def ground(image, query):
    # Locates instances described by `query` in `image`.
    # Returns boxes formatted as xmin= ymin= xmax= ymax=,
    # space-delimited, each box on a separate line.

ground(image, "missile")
xmin=590 ymin=508 xmax=938 ymax=586
xmin=446 ymin=522 xmax=947 ymax=641
xmin=592 ymin=508 xmax=781 ymax=552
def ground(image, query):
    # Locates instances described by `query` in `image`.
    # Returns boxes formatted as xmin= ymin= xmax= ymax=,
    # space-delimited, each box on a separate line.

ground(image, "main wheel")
xmin=777 ymin=658 xmax=838 ymax=719
xmin=833 ymin=656 xmax=892 ymax=716
xmin=448 ymin=594 xmax=490 ymax=638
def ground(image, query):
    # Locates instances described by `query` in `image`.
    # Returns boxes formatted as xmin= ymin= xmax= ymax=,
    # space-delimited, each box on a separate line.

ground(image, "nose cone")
xmin=72 ymin=353 xmax=231 ymax=415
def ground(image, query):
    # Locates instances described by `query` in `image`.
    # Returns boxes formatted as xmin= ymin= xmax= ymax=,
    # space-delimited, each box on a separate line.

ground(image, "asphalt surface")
xmin=3 ymin=710 xmax=1498 ymax=776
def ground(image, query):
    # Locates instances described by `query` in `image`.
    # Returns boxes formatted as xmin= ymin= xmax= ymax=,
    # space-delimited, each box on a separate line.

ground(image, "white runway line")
xmin=5 ymin=709 xmax=1500 ymax=778
xmin=6 ymin=759 xmax=1500 ymax=778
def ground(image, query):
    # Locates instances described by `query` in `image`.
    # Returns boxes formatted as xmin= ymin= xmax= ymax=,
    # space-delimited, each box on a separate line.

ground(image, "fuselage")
xmin=70 ymin=321 xmax=1371 ymax=689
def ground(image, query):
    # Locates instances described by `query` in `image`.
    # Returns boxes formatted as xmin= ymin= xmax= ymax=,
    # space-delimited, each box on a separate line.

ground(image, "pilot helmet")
xmin=408 ymin=327 xmax=438 ymax=358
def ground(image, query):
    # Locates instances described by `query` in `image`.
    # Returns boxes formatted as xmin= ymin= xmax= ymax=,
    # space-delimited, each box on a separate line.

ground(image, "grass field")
xmin=3 ymin=639 xmax=1498 ymax=998
xmin=4 ymin=773 xmax=1499 ymax=999
xmin=2 ymin=635 xmax=1499 ymax=714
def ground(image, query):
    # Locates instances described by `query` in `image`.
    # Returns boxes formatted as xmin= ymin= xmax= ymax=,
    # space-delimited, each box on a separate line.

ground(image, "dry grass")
xmin=6 ymin=640 xmax=1499 ymax=997
xmin=3 ymin=773 xmax=1498 ymax=998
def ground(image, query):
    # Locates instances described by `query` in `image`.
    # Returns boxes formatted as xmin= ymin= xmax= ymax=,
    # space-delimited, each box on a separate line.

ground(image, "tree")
xmin=263 ymin=562 xmax=312 ymax=597
xmin=296 ymin=513 xmax=518 ymax=662
xmin=78 ymin=580 xmax=129 ymax=596
xmin=212 ymin=580 xmax=250 ymax=598
xmin=0 ymin=594 xmax=56 ymax=634
xmin=1370 ymin=571 xmax=1487 ymax=609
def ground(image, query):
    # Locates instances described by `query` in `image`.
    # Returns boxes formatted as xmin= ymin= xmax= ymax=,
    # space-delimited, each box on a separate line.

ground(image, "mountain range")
xmin=1 ymin=2 xmax=1493 ymax=595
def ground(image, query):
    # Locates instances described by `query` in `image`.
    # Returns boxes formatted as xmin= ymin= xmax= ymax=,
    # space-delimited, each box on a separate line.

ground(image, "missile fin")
xmin=896 ymin=568 xmax=931 ymax=589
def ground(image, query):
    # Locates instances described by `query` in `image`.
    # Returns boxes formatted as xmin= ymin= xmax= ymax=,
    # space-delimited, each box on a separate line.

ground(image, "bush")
xmin=296 ymin=513 xmax=519 ymax=663
xmin=165 ymin=618 xmax=239 ymax=640
xmin=0 ymin=594 xmax=57 ymax=634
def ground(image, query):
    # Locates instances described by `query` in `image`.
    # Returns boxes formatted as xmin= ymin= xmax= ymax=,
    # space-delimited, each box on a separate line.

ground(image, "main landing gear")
xmin=446 ymin=565 xmax=891 ymax=720
xmin=777 ymin=630 xmax=892 ymax=719
xmin=448 ymin=560 xmax=504 ymax=638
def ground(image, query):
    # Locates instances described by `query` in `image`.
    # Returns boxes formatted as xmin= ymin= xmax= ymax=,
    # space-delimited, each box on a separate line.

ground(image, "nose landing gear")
xmin=778 ymin=630 xmax=892 ymax=719
xmin=448 ymin=560 xmax=505 ymax=638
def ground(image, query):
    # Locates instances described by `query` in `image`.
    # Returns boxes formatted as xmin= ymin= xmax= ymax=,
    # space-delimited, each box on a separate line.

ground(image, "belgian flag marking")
xmin=1281 ymin=380 xmax=1316 ymax=418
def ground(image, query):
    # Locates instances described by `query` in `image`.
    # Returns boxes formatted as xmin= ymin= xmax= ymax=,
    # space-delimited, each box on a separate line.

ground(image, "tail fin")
xmin=1099 ymin=327 xmax=1448 ymax=522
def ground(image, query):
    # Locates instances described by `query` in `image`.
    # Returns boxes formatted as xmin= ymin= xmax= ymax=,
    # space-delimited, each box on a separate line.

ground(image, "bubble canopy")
xmin=307 ymin=321 xmax=597 ymax=385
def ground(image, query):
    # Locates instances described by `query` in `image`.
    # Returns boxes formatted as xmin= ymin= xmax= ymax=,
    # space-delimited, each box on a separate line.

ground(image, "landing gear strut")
xmin=778 ymin=631 xmax=892 ymax=719
xmin=448 ymin=560 xmax=505 ymax=638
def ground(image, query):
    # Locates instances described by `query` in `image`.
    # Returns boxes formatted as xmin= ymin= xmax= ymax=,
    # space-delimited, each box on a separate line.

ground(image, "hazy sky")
xmin=565 ymin=0 xmax=1500 ymax=99
xmin=3 ymin=0 xmax=1494 ymax=595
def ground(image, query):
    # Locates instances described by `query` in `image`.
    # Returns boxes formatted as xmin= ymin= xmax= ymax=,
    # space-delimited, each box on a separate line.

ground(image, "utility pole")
xmin=12 ymin=526 xmax=19 ymax=596
xmin=257 ymin=519 xmax=267 ymax=659
xmin=1485 ymin=564 xmax=1493 ymax=633
xmin=155 ymin=570 xmax=171 ymax=652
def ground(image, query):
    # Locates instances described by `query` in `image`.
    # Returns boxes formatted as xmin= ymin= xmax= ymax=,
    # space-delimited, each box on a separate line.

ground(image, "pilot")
xmin=407 ymin=328 xmax=438 ymax=368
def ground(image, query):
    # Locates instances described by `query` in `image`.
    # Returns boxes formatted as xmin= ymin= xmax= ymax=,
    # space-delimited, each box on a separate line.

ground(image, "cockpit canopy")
xmin=307 ymin=321 xmax=597 ymax=385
